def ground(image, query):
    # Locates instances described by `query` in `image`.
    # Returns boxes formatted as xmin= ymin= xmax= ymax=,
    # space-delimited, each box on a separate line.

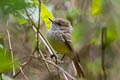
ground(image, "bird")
xmin=47 ymin=18 xmax=85 ymax=78
xmin=47 ymin=18 xmax=73 ymax=55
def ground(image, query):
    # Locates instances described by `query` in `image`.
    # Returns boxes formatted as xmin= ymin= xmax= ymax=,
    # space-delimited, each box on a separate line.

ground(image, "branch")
xmin=42 ymin=59 xmax=76 ymax=80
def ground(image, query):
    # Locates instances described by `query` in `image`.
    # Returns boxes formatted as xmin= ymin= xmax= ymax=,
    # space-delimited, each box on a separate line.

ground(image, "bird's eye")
xmin=57 ymin=23 xmax=62 ymax=26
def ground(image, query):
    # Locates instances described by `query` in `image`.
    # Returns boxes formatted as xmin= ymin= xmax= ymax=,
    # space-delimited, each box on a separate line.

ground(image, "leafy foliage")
xmin=0 ymin=0 xmax=29 ymax=14
xmin=0 ymin=0 xmax=34 ymax=24
xmin=3 ymin=0 xmax=55 ymax=29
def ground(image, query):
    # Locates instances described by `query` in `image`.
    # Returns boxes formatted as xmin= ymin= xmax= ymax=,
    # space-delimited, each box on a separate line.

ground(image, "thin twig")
xmin=13 ymin=57 xmax=32 ymax=78
xmin=101 ymin=27 xmax=107 ymax=80
xmin=43 ymin=59 xmax=76 ymax=80
xmin=19 ymin=67 xmax=29 ymax=80
xmin=7 ymin=29 xmax=15 ymax=76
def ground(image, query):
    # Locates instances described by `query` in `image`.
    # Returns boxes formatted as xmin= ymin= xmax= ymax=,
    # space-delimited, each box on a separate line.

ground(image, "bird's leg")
xmin=51 ymin=53 xmax=58 ymax=64
xmin=51 ymin=54 xmax=57 ymax=58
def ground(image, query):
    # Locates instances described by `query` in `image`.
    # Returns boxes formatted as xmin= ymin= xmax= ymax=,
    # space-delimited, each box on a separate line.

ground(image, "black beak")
xmin=48 ymin=17 xmax=54 ymax=23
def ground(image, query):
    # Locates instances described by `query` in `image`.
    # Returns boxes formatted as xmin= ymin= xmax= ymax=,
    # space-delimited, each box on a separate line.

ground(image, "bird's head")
xmin=48 ymin=18 xmax=72 ymax=29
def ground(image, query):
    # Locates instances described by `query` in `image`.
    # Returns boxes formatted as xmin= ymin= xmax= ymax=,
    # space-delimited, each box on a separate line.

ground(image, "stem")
xmin=101 ymin=27 xmax=107 ymax=80
xmin=7 ymin=29 xmax=15 ymax=76
xmin=36 ymin=0 xmax=41 ymax=49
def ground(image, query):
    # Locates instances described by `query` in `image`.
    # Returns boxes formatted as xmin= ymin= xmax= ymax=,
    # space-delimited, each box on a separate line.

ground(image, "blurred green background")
xmin=0 ymin=0 xmax=120 ymax=80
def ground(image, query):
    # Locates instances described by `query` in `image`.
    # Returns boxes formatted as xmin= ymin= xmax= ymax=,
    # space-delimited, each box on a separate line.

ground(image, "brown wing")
xmin=61 ymin=27 xmax=73 ymax=51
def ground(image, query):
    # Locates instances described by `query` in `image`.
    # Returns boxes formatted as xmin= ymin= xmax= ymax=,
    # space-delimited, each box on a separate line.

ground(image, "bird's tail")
xmin=72 ymin=55 xmax=85 ymax=78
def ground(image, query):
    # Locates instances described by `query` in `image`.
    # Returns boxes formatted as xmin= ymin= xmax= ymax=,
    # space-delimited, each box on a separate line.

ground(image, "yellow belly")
xmin=50 ymin=40 xmax=71 ymax=55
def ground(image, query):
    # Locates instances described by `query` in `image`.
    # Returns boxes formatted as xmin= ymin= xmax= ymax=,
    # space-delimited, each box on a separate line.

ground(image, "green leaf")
xmin=33 ymin=0 xmax=55 ymax=29
xmin=0 ymin=48 xmax=19 ymax=72
xmin=91 ymin=0 xmax=103 ymax=16
xmin=0 ymin=0 xmax=27 ymax=14
xmin=106 ymin=27 xmax=118 ymax=45
xmin=105 ymin=19 xmax=119 ymax=45
xmin=41 ymin=4 xmax=55 ymax=29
